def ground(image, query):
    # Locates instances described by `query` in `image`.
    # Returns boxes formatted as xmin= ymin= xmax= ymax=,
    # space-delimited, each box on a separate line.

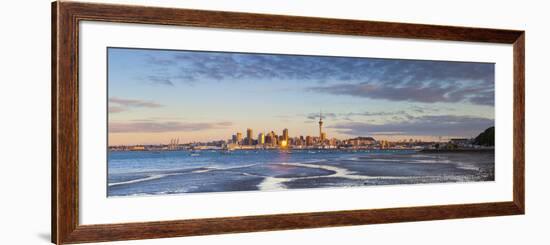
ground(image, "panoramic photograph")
xmin=107 ymin=47 xmax=495 ymax=197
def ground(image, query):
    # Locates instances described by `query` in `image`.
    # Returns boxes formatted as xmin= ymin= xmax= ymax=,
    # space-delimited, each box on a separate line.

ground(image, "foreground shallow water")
xmin=107 ymin=149 xmax=495 ymax=197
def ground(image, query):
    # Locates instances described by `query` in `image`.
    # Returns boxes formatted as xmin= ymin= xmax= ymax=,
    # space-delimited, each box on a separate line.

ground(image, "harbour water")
xmin=107 ymin=150 xmax=494 ymax=197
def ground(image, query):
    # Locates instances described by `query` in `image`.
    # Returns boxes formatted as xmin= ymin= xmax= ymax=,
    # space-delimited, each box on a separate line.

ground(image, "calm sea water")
xmin=107 ymin=150 xmax=494 ymax=197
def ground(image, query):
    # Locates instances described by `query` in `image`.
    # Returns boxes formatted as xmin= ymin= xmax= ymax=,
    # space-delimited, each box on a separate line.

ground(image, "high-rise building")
xmin=306 ymin=136 xmax=313 ymax=146
xmin=236 ymin=132 xmax=243 ymax=145
xmin=283 ymin=128 xmax=289 ymax=141
xmin=231 ymin=135 xmax=238 ymax=144
xmin=294 ymin=137 xmax=302 ymax=146
xmin=270 ymin=131 xmax=277 ymax=146
xmin=246 ymin=128 xmax=253 ymax=145
xmin=258 ymin=133 xmax=265 ymax=145
xmin=320 ymin=132 xmax=327 ymax=142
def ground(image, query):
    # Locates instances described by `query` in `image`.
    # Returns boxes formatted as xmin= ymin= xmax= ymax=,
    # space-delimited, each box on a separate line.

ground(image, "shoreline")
xmin=419 ymin=148 xmax=494 ymax=153
xmin=109 ymin=148 xmax=495 ymax=153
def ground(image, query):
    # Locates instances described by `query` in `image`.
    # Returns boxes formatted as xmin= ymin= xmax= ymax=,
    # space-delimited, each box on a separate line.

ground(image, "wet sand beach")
xmin=108 ymin=150 xmax=494 ymax=197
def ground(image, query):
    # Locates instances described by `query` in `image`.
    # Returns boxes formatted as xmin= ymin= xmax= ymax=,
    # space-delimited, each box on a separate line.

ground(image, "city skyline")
xmin=108 ymin=47 xmax=495 ymax=146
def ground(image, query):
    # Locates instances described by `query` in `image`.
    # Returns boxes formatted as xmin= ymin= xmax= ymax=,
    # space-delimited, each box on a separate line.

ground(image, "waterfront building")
xmin=129 ymin=145 xmax=145 ymax=151
xmin=231 ymin=134 xmax=238 ymax=144
xmin=306 ymin=135 xmax=313 ymax=146
xmin=283 ymin=128 xmax=289 ymax=142
xmin=320 ymin=132 xmax=327 ymax=142
xmin=450 ymin=138 xmax=470 ymax=144
xmin=270 ymin=131 xmax=278 ymax=146
xmin=236 ymin=132 xmax=243 ymax=145
xmin=450 ymin=138 xmax=471 ymax=147
xmin=294 ymin=136 xmax=303 ymax=146
xmin=258 ymin=133 xmax=265 ymax=145
xmin=265 ymin=131 xmax=275 ymax=146
xmin=348 ymin=136 xmax=376 ymax=146
xmin=246 ymin=128 xmax=253 ymax=145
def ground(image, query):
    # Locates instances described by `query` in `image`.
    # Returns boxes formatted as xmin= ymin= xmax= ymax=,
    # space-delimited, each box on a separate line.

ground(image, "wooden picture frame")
xmin=52 ymin=1 xmax=525 ymax=244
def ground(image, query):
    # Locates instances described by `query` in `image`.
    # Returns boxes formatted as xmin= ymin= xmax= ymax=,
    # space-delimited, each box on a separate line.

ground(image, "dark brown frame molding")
xmin=52 ymin=1 xmax=525 ymax=244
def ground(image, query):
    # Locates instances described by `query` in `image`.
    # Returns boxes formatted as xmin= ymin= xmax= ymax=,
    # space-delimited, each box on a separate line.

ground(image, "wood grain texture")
xmin=513 ymin=33 xmax=525 ymax=213
xmin=51 ymin=2 xmax=58 ymax=243
xmin=61 ymin=1 xmax=523 ymax=43
xmin=64 ymin=202 xmax=521 ymax=244
xmin=53 ymin=1 xmax=80 ymax=244
xmin=51 ymin=1 xmax=526 ymax=244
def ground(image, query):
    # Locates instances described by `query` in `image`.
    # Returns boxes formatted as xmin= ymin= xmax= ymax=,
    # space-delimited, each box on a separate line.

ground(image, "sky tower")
xmin=318 ymin=110 xmax=323 ymax=140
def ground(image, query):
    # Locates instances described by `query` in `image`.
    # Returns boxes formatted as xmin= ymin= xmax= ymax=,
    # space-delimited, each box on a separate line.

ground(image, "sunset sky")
xmin=108 ymin=47 xmax=495 ymax=146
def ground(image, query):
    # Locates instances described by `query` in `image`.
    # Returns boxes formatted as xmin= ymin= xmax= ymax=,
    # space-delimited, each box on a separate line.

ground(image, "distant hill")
xmin=474 ymin=126 xmax=495 ymax=146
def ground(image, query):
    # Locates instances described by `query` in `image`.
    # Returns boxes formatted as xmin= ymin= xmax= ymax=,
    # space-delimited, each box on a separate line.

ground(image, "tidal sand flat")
xmin=107 ymin=150 xmax=494 ymax=197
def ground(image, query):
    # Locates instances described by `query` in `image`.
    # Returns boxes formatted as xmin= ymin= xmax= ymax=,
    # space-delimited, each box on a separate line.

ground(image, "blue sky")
xmin=108 ymin=47 xmax=494 ymax=145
